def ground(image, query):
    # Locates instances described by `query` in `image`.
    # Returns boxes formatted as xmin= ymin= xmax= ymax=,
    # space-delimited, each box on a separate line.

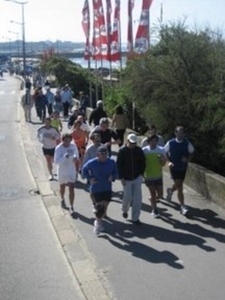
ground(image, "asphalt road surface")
xmin=0 ymin=75 xmax=84 ymax=300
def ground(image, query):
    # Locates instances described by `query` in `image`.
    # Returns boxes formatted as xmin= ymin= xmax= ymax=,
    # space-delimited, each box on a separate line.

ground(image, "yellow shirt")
xmin=51 ymin=119 xmax=61 ymax=131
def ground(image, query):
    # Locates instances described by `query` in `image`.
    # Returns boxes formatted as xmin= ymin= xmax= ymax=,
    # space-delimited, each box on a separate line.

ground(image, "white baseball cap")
xmin=127 ymin=133 xmax=137 ymax=144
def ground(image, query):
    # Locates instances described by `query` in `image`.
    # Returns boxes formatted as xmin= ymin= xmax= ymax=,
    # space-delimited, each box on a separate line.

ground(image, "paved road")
xmin=0 ymin=75 xmax=84 ymax=300
xmin=3 ymin=74 xmax=225 ymax=300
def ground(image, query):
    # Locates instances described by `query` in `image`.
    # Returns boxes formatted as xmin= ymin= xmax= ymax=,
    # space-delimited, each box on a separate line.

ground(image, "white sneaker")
xmin=151 ymin=209 xmax=160 ymax=218
xmin=92 ymin=205 xmax=97 ymax=213
xmin=49 ymin=175 xmax=54 ymax=181
xmin=69 ymin=206 xmax=74 ymax=215
xmin=166 ymin=188 xmax=173 ymax=202
xmin=180 ymin=205 xmax=189 ymax=216
xmin=93 ymin=220 xmax=104 ymax=234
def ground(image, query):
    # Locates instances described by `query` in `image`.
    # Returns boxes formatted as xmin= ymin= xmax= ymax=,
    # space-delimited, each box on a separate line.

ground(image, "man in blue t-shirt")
xmin=164 ymin=126 xmax=194 ymax=216
xmin=82 ymin=145 xmax=118 ymax=234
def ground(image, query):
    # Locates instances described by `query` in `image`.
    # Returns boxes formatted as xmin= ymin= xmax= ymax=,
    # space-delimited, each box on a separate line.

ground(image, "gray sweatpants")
xmin=122 ymin=175 xmax=143 ymax=222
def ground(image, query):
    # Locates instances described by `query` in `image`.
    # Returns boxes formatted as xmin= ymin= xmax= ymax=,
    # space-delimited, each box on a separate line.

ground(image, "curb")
xmin=18 ymin=91 xmax=113 ymax=300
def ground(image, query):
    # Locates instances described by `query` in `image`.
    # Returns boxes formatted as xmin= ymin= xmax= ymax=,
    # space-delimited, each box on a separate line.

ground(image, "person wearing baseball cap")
xmin=117 ymin=133 xmax=146 ymax=225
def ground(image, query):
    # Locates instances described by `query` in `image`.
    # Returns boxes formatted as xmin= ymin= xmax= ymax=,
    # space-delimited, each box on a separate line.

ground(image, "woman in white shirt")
xmin=54 ymin=133 xmax=79 ymax=216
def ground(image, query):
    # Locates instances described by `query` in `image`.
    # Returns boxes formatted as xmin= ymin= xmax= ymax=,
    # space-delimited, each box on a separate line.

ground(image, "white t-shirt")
xmin=80 ymin=122 xmax=90 ymax=132
xmin=54 ymin=143 xmax=79 ymax=184
xmin=37 ymin=126 xmax=60 ymax=149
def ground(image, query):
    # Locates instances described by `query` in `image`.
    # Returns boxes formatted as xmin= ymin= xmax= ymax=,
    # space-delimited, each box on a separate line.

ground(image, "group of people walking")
xmin=36 ymin=110 xmax=194 ymax=235
xmin=21 ymin=79 xmax=194 ymax=235
xmin=21 ymin=81 xmax=75 ymax=123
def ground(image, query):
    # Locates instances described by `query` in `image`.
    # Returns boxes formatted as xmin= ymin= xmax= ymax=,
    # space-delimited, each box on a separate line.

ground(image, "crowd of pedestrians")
xmin=21 ymin=78 xmax=195 ymax=235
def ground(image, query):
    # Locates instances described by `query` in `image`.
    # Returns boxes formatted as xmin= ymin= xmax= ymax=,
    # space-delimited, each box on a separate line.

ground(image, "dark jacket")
xmin=117 ymin=145 xmax=146 ymax=180
xmin=35 ymin=94 xmax=47 ymax=108
xmin=89 ymin=107 xmax=107 ymax=126
xmin=68 ymin=113 xmax=78 ymax=129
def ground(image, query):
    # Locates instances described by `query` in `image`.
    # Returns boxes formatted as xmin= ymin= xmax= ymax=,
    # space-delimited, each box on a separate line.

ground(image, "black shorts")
xmin=145 ymin=178 xmax=163 ymax=188
xmin=42 ymin=147 xmax=55 ymax=157
xmin=91 ymin=191 xmax=112 ymax=203
xmin=170 ymin=169 xmax=186 ymax=181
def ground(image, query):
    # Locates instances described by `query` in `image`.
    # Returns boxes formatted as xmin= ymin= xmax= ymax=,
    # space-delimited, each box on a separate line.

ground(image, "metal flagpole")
xmin=118 ymin=0 xmax=122 ymax=71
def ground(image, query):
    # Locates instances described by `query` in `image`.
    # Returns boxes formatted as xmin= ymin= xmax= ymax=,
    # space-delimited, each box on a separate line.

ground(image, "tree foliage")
xmin=108 ymin=23 xmax=225 ymax=175
xmin=41 ymin=56 xmax=100 ymax=100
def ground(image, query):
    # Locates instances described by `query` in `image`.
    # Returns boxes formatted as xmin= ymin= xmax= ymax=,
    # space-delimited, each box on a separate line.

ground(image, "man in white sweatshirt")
xmin=54 ymin=133 xmax=79 ymax=216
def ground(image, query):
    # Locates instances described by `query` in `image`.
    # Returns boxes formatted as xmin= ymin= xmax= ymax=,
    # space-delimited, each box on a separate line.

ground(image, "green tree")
xmin=41 ymin=56 xmax=101 ymax=101
xmin=120 ymin=22 xmax=225 ymax=174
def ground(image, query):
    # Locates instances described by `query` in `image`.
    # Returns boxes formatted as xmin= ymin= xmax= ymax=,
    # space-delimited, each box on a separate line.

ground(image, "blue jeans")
xmin=122 ymin=175 xmax=143 ymax=222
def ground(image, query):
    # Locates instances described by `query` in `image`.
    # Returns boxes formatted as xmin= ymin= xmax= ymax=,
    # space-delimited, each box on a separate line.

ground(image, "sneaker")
xmin=122 ymin=212 xmax=128 ymax=219
xmin=166 ymin=188 xmax=173 ymax=202
xmin=61 ymin=199 xmax=67 ymax=209
xmin=49 ymin=175 xmax=54 ymax=181
xmin=132 ymin=219 xmax=141 ymax=225
xmin=93 ymin=220 xmax=104 ymax=234
xmin=92 ymin=205 xmax=97 ymax=213
xmin=151 ymin=209 xmax=160 ymax=218
xmin=180 ymin=205 xmax=189 ymax=216
xmin=69 ymin=206 xmax=74 ymax=215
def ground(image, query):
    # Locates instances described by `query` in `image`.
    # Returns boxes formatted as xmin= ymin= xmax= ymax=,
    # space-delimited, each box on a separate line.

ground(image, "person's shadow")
xmin=75 ymin=180 xmax=89 ymax=191
xmin=75 ymin=212 xmax=215 ymax=269
xmin=99 ymin=219 xmax=185 ymax=269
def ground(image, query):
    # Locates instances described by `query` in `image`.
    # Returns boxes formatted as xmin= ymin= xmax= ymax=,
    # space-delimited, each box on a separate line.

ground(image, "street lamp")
xmin=8 ymin=30 xmax=20 ymax=59
xmin=5 ymin=0 xmax=28 ymax=77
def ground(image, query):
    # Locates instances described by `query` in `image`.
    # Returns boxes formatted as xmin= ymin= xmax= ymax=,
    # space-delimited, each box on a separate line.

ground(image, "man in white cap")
xmin=117 ymin=133 xmax=146 ymax=225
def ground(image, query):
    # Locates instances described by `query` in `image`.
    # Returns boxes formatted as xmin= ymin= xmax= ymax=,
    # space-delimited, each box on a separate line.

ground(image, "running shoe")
xmin=151 ymin=209 xmax=160 ymax=218
xmin=61 ymin=199 xmax=67 ymax=209
xmin=122 ymin=212 xmax=128 ymax=219
xmin=132 ymin=219 xmax=141 ymax=225
xmin=93 ymin=220 xmax=104 ymax=234
xmin=180 ymin=205 xmax=189 ymax=216
xmin=49 ymin=175 xmax=54 ymax=181
xmin=69 ymin=206 xmax=74 ymax=215
xmin=92 ymin=205 xmax=97 ymax=213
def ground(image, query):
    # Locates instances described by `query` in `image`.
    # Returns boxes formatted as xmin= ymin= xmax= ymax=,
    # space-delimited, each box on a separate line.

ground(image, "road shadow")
xmin=138 ymin=199 xmax=225 ymax=243
xmin=101 ymin=233 xmax=184 ymax=269
xmin=75 ymin=180 xmax=89 ymax=191
xmin=30 ymin=121 xmax=43 ymax=125
xmin=75 ymin=212 xmax=94 ymax=226
xmin=75 ymin=211 xmax=215 ymax=268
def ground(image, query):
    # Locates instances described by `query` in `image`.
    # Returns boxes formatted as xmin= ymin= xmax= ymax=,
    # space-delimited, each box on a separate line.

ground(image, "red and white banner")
xmin=110 ymin=0 xmax=121 ymax=61
xmin=92 ymin=0 xmax=108 ymax=60
xmin=127 ymin=0 xmax=135 ymax=52
xmin=134 ymin=0 xmax=153 ymax=53
xmin=82 ymin=0 xmax=91 ymax=60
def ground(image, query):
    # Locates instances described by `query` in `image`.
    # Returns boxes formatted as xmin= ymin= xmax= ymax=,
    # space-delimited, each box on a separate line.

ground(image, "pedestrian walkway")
xmin=20 ymin=92 xmax=225 ymax=300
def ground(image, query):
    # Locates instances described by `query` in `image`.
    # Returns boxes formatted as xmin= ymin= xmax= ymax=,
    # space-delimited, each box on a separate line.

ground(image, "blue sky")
xmin=0 ymin=0 xmax=225 ymax=43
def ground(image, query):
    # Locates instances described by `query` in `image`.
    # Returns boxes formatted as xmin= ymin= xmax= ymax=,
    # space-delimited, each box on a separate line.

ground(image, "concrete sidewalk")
xmin=20 ymin=96 xmax=225 ymax=300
